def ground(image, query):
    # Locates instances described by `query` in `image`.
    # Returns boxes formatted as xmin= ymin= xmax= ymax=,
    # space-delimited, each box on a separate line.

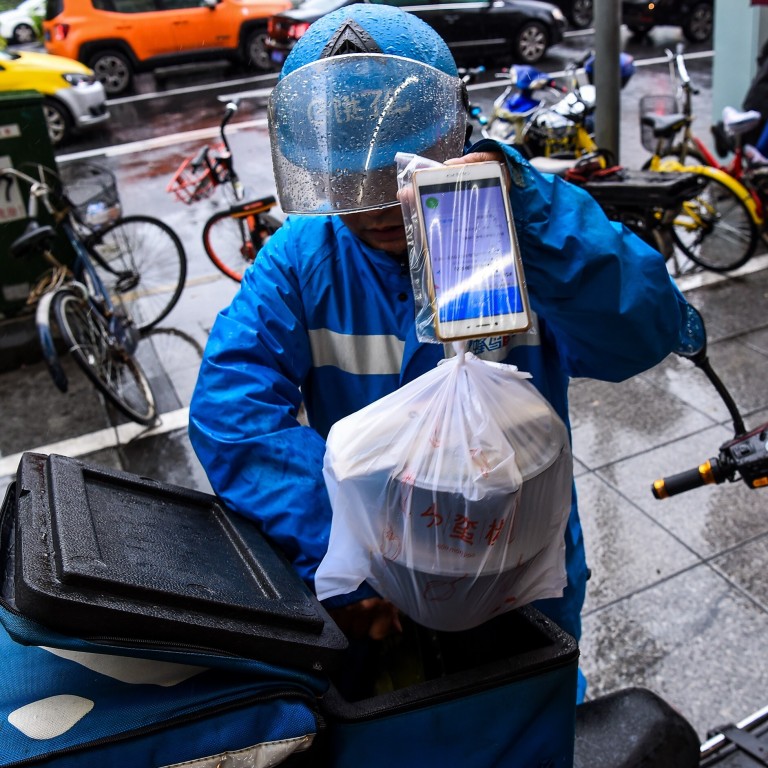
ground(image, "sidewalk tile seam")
xmin=709 ymin=560 xmax=768 ymax=619
xmin=582 ymin=467 xmax=712 ymax=563
xmin=573 ymin=421 xmax=726 ymax=473
xmin=581 ymin=559 xmax=708 ymax=619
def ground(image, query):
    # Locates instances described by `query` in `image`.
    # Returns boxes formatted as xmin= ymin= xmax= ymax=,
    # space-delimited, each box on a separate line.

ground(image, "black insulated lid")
xmin=9 ymin=453 xmax=347 ymax=672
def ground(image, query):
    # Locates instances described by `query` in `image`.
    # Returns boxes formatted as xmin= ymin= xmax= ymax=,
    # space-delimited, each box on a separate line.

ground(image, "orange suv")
xmin=43 ymin=0 xmax=292 ymax=96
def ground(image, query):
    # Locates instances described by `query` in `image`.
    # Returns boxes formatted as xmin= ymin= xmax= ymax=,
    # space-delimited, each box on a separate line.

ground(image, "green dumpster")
xmin=0 ymin=90 xmax=74 ymax=319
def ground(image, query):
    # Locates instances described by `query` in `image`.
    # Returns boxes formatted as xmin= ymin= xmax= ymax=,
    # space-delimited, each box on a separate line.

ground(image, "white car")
xmin=0 ymin=0 xmax=45 ymax=44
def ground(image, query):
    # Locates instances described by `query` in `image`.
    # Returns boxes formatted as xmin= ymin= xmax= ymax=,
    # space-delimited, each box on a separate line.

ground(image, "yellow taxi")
xmin=0 ymin=47 xmax=108 ymax=146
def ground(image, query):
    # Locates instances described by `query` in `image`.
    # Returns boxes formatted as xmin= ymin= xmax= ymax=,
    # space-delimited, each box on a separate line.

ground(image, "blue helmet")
xmin=268 ymin=4 xmax=468 ymax=215
xmin=280 ymin=3 xmax=459 ymax=80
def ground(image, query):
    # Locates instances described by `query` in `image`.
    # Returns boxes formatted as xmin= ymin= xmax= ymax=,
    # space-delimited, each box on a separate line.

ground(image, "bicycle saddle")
xmin=641 ymin=112 xmax=687 ymax=138
xmin=722 ymin=106 xmax=762 ymax=136
xmin=10 ymin=221 xmax=56 ymax=259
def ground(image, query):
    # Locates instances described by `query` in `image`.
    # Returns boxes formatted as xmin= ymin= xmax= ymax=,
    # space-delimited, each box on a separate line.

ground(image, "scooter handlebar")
xmin=652 ymin=421 xmax=768 ymax=499
xmin=652 ymin=459 xmax=727 ymax=499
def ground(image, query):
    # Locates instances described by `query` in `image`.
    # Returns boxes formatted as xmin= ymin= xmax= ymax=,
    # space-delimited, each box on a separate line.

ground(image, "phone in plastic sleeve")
xmin=411 ymin=161 xmax=531 ymax=342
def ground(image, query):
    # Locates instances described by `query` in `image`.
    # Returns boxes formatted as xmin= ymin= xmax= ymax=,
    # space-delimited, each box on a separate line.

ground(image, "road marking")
xmin=105 ymin=75 xmax=276 ymax=106
xmin=0 ymin=407 xmax=190 ymax=478
xmin=675 ymin=251 xmax=768 ymax=292
xmin=57 ymin=118 xmax=269 ymax=162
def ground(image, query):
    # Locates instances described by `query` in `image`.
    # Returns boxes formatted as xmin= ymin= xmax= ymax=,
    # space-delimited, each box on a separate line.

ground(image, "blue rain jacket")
xmin=189 ymin=141 xmax=688 ymax=641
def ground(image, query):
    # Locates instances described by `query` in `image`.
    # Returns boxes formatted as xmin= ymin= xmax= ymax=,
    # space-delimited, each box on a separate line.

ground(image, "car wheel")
xmin=12 ymin=23 xmax=36 ymax=44
xmin=569 ymin=0 xmax=593 ymax=29
xmin=245 ymin=29 xmax=272 ymax=71
xmin=89 ymin=50 xmax=133 ymax=95
xmin=683 ymin=2 xmax=713 ymax=42
xmin=513 ymin=21 xmax=549 ymax=64
xmin=42 ymin=98 xmax=71 ymax=147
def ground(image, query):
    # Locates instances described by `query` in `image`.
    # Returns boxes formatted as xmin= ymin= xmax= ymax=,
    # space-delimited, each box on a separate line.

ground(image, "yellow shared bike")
xmin=640 ymin=46 xmax=762 ymax=272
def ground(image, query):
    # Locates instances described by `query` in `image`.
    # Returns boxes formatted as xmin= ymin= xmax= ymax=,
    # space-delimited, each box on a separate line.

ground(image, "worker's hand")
xmin=445 ymin=151 xmax=511 ymax=188
xmin=329 ymin=597 xmax=403 ymax=640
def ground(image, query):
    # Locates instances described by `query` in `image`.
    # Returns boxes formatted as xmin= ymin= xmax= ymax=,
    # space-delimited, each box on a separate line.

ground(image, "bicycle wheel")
xmin=52 ymin=289 xmax=157 ymax=425
xmin=88 ymin=215 xmax=187 ymax=332
xmin=203 ymin=210 xmax=281 ymax=282
xmin=672 ymin=174 xmax=759 ymax=272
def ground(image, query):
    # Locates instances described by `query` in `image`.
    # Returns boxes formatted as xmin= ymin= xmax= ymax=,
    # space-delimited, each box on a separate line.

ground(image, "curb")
xmin=0 ymin=313 xmax=44 ymax=374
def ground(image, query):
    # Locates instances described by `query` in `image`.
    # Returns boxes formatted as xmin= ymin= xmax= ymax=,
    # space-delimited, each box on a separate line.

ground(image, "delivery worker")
xmin=189 ymin=3 xmax=689 ymax=676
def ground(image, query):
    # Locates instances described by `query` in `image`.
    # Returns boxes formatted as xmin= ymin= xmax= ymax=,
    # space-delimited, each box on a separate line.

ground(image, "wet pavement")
xmin=574 ymin=258 xmax=768 ymax=738
xmin=2 ymin=34 xmax=768 ymax=745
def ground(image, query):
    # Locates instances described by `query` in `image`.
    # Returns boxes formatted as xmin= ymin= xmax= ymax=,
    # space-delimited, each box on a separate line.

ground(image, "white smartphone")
xmin=411 ymin=161 xmax=531 ymax=342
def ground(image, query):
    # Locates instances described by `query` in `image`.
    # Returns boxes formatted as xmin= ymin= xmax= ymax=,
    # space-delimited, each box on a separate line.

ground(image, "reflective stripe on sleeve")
xmin=309 ymin=328 xmax=404 ymax=375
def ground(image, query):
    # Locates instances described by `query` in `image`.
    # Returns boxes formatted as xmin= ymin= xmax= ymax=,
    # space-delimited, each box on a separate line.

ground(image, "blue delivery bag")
xmin=0 ymin=621 xmax=321 ymax=768
xmin=0 ymin=452 xmax=578 ymax=767
xmin=0 ymin=453 xmax=347 ymax=768
xmin=320 ymin=607 xmax=579 ymax=768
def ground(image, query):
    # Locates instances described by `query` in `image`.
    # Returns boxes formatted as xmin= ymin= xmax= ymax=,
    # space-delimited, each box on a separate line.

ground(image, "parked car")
xmin=622 ymin=0 xmax=713 ymax=43
xmin=552 ymin=0 xmax=592 ymax=29
xmin=42 ymin=0 xmax=293 ymax=97
xmin=0 ymin=47 xmax=108 ymax=145
xmin=266 ymin=0 xmax=567 ymax=68
xmin=0 ymin=0 xmax=45 ymax=44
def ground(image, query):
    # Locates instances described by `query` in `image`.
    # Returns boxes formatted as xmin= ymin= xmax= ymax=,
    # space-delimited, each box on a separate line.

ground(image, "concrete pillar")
xmin=712 ymin=0 xmax=768 ymax=124
xmin=593 ymin=0 xmax=621 ymax=161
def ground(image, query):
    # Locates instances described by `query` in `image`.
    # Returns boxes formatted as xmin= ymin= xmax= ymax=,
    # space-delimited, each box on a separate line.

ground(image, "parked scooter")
xmin=479 ymin=64 xmax=566 ymax=146
xmin=475 ymin=52 xmax=635 ymax=160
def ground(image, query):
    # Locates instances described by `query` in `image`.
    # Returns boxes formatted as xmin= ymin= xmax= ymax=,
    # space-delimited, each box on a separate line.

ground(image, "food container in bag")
xmin=316 ymin=352 xmax=573 ymax=631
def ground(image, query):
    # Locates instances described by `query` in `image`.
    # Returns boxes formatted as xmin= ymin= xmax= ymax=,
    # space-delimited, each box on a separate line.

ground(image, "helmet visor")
xmin=269 ymin=54 xmax=467 ymax=214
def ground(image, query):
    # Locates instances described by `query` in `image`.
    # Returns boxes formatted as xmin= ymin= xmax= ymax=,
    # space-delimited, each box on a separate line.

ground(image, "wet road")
xmin=5 ymin=23 xmax=767 ymax=746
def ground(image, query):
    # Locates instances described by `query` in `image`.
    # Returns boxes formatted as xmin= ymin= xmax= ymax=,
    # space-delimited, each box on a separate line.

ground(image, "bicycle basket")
xmin=59 ymin=161 xmax=122 ymax=231
xmin=167 ymin=144 xmax=229 ymax=204
xmin=639 ymin=94 xmax=680 ymax=154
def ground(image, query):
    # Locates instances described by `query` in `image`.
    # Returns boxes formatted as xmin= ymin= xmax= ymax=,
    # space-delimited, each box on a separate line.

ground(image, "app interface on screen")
xmin=419 ymin=177 xmax=524 ymax=323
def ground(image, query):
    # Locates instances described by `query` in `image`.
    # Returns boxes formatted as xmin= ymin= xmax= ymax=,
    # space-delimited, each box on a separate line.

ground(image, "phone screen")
xmin=418 ymin=176 xmax=526 ymax=330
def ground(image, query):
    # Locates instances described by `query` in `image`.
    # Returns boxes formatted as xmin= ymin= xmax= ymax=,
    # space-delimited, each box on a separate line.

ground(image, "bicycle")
xmin=466 ymin=70 xmax=706 ymax=269
xmin=167 ymin=98 xmax=283 ymax=283
xmin=663 ymin=94 xmax=768 ymax=227
xmin=1 ymin=163 xmax=186 ymax=425
xmin=640 ymin=45 xmax=763 ymax=272
xmin=714 ymin=109 xmax=768 ymax=220
xmin=56 ymin=161 xmax=188 ymax=332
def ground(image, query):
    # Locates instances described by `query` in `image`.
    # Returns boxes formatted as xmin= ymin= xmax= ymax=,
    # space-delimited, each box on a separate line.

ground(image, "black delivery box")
xmin=1 ymin=452 xmax=581 ymax=768
xmin=0 ymin=452 xmax=347 ymax=672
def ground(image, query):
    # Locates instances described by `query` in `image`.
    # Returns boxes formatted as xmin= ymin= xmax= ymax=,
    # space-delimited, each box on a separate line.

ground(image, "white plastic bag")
xmin=315 ymin=348 xmax=573 ymax=631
